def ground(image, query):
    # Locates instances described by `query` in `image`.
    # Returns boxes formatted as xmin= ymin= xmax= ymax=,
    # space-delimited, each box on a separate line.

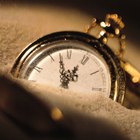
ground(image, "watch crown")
xmin=99 ymin=14 xmax=126 ymax=58
xmin=100 ymin=14 xmax=125 ymax=36
xmin=105 ymin=14 xmax=125 ymax=30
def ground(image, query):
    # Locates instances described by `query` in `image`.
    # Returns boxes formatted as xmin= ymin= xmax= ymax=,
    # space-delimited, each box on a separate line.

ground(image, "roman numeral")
xmin=59 ymin=53 xmax=63 ymax=62
xmin=81 ymin=55 xmax=89 ymax=65
xmin=34 ymin=66 xmax=43 ymax=73
xmin=67 ymin=49 xmax=72 ymax=59
xmin=49 ymin=54 xmax=55 ymax=62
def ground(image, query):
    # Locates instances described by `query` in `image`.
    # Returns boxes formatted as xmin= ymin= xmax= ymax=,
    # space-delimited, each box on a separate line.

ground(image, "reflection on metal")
xmin=121 ymin=61 xmax=140 ymax=83
xmin=51 ymin=107 xmax=63 ymax=121
xmin=86 ymin=14 xmax=126 ymax=59
xmin=113 ymin=80 xmax=118 ymax=102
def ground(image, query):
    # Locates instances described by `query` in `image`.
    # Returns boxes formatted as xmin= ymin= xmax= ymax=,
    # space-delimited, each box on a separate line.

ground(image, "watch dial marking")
xmin=59 ymin=53 xmax=63 ymax=61
xmin=59 ymin=51 xmax=79 ymax=89
xmin=34 ymin=66 xmax=43 ymax=73
xmin=81 ymin=55 xmax=89 ymax=65
xmin=67 ymin=49 xmax=72 ymax=59
xmin=90 ymin=70 xmax=99 ymax=75
xmin=26 ymin=41 xmax=111 ymax=97
xmin=92 ymin=87 xmax=106 ymax=92
xmin=49 ymin=54 xmax=55 ymax=62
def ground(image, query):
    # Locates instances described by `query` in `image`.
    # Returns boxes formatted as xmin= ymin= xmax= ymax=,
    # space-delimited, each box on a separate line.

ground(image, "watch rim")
xmin=11 ymin=31 xmax=126 ymax=104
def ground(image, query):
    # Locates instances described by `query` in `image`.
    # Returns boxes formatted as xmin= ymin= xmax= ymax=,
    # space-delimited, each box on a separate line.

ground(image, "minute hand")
xmin=59 ymin=53 xmax=69 ymax=88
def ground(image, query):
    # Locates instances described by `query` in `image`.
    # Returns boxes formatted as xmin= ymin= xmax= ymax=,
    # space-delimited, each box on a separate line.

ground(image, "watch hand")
xmin=59 ymin=53 xmax=69 ymax=89
xmin=59 ymin=53 xmax=65 ymax=73
xmin=70 ymin=65 xmax=79 ymax=82
xmin=59 ymin=64 xmax=79 ymax=89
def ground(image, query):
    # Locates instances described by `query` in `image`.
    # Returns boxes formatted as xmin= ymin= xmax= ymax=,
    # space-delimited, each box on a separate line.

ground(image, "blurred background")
xmin=0 ymin=1 xmax=140 ymax=139
xmin=1 ymin=0 xmax=139 ymax=68
xmin=1 ymin=0 xmax=140 ymax=44
xmin=0 ymin=0 xmax=140 ymax=107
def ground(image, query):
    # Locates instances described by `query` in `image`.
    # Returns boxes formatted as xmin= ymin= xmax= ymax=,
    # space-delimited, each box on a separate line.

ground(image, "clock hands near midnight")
xmin=11 ymin=14 xmax=134 ymax=104
xmin=59 ymin=53 xmax=79 ymax=89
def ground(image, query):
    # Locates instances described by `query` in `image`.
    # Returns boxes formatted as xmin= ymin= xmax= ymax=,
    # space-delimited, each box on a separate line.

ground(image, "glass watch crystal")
xmin=11 ymin=31 xmax=125 ymax=103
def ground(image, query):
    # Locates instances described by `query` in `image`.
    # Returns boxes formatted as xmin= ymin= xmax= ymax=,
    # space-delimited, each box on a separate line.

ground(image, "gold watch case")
xmin=11 ymin=31 xmax=126 ymax=104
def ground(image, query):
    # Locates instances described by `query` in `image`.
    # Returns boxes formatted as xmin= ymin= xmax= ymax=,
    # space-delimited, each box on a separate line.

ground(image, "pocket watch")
xmin=11 ymin=14 xmax=140 ymax=105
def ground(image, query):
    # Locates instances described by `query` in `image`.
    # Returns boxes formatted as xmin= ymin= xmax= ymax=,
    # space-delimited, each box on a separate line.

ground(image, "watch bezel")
xmin=11 ymin=31 xmax=126 ymax=104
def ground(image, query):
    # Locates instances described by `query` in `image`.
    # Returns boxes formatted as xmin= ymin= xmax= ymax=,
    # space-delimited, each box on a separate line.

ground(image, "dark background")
xmin=1 ymin=0 xmax=140 ymax=45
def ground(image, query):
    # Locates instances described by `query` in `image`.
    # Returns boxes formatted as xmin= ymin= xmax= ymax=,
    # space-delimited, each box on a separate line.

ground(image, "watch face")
xmin=11 ymin=31 xmax=125 ymax=103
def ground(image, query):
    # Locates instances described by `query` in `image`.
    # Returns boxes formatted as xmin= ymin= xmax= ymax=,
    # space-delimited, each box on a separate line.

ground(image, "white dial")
xmin=23 ymin=41 xmax=111 ymax=97
xmin=11 ymin=31 xmax=126 ymax=103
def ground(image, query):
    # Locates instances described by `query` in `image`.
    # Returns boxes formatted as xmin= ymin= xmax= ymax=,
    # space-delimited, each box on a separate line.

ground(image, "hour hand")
xmin=70 ymin=65 xmax=79 ymax=82
xmin=59 ymin=53 xmax=69 ymax=88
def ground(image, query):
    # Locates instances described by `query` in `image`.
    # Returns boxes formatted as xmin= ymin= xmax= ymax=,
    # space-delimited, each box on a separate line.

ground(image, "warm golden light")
xmin=51 ymin=107 xmax=63 ymax=121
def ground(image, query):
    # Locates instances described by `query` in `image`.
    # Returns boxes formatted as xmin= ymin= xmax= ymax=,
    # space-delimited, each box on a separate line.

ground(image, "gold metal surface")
xmin=121 ymin=61 xmax=140 ymax=83
xmin=51 ymin=107 xmax=63 ymax=121
xmin=105 ymin=14 xmax=125 ymax=30
xmin=86 ymin=14 xmax=126 ymax=59
xmin=113 ymin=80 xmax=118 ymax=102
xmin=13 ymin=14 xmax=140 ymax=105
xmin=86 ymin=13 xmax=140 ymax=104
xmin=85 ymin=18 xmax=97 ymax=33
